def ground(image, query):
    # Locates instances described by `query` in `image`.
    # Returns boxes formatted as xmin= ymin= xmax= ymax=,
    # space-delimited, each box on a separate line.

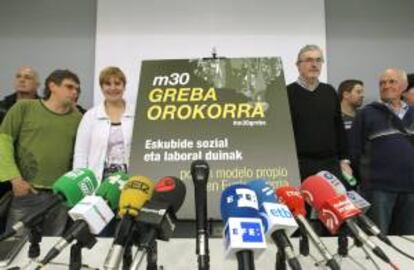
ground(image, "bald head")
xmin=379 ymin=68 xmax=408 ymax=103
xmin=14 ymin=66 xmax=39 ymax=98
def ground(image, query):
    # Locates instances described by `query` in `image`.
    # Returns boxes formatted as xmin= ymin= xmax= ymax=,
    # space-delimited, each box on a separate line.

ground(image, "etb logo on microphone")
xmin=269 ymin=207 xmax=293 ymax=218
xmin=262 ymin=203 xmax=298 ymax=236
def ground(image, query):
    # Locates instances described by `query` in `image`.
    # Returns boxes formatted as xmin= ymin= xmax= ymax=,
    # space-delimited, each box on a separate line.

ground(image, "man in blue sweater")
xmin=350 ymin=68 xmax=414 ymax=235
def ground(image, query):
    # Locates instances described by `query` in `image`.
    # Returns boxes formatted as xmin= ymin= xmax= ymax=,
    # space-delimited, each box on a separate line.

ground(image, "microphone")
xmin=247 ymin=180 xmax=302 ymax=270
xmin=318 ymin=171 xmax=414 ymax=261
xmin=316 ymin=171 xmax=379 ymax=231
xmin=103 ymin=176 xmax=155 ymax=270
xmin=96 ymin=172 xmax=130 ymax=210
xmin=221 ymin=184 xmax=266 ymax=270
xmin=276 ymin=185 xmax=340 ymax=270
xmin=315 ymin=171 xmax=353 ymax=257
xmin=130 ymin=176 xmax=187 ymax=270
xmin=301 ymin=175 xmax=397 ymax=267
xmin=37 ymin=172 xmax=129 ymax=266
xmin=191 ymin=160 xmax=210 ymax=270
xmin=0 ymin=168 xmax=98 ymax=241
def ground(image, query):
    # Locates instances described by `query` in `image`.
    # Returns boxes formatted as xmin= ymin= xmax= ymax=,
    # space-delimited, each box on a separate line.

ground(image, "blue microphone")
xmin=247 ymin=180 xmax=302 ymax=270
xmin=220 ymin=184 xmax=266 ymax=270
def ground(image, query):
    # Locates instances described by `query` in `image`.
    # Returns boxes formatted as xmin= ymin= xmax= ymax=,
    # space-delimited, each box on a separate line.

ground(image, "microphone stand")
xmin=69 ymin=242 xmax=83 ymax=270
xmin=275 ymin=249 xmax=287 ymax=270
xmin=337 ymin=225 xmax=380 ymax=270
xmin=146 ymin=240 xmax=158 ymax=270
xmin=68 ymin=229 xmax=96 ymax=270
xmin=236 ymin=251 xmax=255 ymax=270
xmin=122 ymin=240 xmax=133 ymax=270
xmin=359 ymin=244 xmax=381 ymax=270
xmin=28 ymin=225 xmax=42 ymax=259
xmin=298 ymin=225 xmax=309 ymax=256
xmin=337 ymin=227 xmax=349 ymax=257
xmin=130 ymin=227 xmax=163 ymax=270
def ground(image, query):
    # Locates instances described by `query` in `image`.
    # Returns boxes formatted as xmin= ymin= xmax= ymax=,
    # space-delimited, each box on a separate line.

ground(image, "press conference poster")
xmin=130 ymin=57 xmax=300 ymax=219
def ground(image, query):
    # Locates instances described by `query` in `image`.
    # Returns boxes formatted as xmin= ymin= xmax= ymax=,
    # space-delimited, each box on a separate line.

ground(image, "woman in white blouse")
xmin=73 ymin=66 xmax=134 ymax=183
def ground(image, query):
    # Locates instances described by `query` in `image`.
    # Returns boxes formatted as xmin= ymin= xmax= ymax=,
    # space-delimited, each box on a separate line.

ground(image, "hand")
xmin=10 ymin=176 xmax=36 ymax=197
xmin=340 ymin=160 xmax=353 ymax=176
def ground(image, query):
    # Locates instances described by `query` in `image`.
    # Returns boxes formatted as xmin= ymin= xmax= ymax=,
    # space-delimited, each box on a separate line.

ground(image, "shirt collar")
xmin=97 ymin=101 xmax=135 ymax=119
xmin=380 ymin=99 xmax=409 ymax=119
xmin=296 ymin=77 xmax=320 ymax=91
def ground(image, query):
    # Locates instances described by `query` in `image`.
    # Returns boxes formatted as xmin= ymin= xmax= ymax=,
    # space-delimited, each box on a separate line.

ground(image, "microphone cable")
xmin=400 ymin=235 xmax=414 ymax=243
xmin=358 ymin=216 xmax=414 ymax=261
xmin=383 ymin=239 xmax=414 ymax=261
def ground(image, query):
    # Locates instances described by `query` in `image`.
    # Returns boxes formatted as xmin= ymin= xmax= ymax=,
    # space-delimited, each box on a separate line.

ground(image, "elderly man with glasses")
xmin=287 ymin=44 xmax=352 ymax=189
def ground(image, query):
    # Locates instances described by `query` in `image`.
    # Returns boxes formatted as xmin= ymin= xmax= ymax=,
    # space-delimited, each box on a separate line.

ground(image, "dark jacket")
xmin=350 ymin=102 xmax=414 ymax=192
xmin=0 ymin=93 xmax=41 ymax=124
xmin=0 ymin=93 xmax=19 ymax=124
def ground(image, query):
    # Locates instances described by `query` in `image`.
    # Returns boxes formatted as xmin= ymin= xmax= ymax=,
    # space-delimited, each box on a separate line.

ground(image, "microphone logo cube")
xmin=317 ymin=171 xmax=347 ymax=194
xmin=78 ymin=177 xmax=96 ymax=196
xmin=262 ymin=202 xmax=298 ymax=236
xmin=240 ymin=221 xmax=264 ymax=243
xmin=346 ymin=191 xmax=371 ymax=213
xmin=223 ymin=217 xmax=266 ymax=259
xmin=235 ymin=188 xmax=258 ymax=209
xmin=69 ymin=196 xmax=114 ymax=234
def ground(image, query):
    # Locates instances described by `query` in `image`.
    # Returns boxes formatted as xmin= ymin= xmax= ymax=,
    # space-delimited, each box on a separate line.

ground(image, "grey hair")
xmin=17 ymin=65 xmax=40 ymax=83
xmin=381 ymin=68 xmax=408 ymax=83
xmin=296 ymin=44 xmax=324 ymax=63
xmin=380 ymin=68 xmax=408 ymax=91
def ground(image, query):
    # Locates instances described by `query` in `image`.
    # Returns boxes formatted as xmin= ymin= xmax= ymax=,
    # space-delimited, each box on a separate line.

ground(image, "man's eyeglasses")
xmin=62 ymin=83 xmax=80 ymax=91
xmin=298 ymin=57 xmax=324 ymax=64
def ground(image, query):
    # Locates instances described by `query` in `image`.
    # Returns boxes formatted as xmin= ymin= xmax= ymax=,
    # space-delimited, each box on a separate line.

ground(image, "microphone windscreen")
xmin=246 ymin=179 xmax=277 ymax=204
xmin=118 ymin=175 xmax=154 ymax=217
xmin=316 ymin=171 xmax=347 ymax=195
xmin=191 ymin=160 xmax=210 ymax=183
xmin=153 ymin=176 xmax=186 ymax=214
xmin=96 ymin=172 xmax=129 ymax=210
xmin=220 ymin=184 xmax=259 ymax=222
xmin=276 ymin=186 xmax=306 ymax=216
xmin=53 ymin=168 xmax=98 ymax=207
xmin=300 ymin=175 xmax=337 ymax=210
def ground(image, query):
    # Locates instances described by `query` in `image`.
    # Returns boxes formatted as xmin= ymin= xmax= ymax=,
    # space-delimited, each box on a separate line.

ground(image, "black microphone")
xmin=191 ymin=160 xmax=210 ymax=270
xmin=129 ymin=176 xmax=186 ymax=270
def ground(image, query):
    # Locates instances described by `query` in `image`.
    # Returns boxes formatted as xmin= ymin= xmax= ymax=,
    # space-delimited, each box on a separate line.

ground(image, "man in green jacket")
xmin=0 ymin=69 xmax=82 ymax=236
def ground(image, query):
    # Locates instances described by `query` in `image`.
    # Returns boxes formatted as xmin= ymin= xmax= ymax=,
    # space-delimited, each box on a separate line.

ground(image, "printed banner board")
xmin=130 ymin=57 xmax=300 ymax=219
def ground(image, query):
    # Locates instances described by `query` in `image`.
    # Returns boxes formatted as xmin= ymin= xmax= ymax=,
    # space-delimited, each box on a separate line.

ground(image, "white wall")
xmin=94 ymin=0 xmax=326 ymax=105
xmin=326 ymin=0 xmax=414 ymax=103
xmin=0 ymin=0 xmax=96 ymax=108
